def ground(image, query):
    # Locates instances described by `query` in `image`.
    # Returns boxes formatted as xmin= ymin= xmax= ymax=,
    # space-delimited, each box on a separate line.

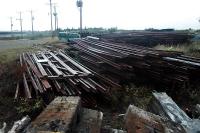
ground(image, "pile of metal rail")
xmin=15 ymin=50 xmax=120 ymax=106
xmin=97 ymin=31 xmax=193 ymax=47
xmin=70 ymin=38 xmax=200 ymax=88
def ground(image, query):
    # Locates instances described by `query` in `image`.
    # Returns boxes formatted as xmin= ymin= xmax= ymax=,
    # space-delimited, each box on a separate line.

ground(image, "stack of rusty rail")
xmin=70 ymin=38 xmax=200 ymax=88
xmin=15 ymin=50 xmax=120 ymax=106
xmin=97 ymin=31 xmax=193 ymax=47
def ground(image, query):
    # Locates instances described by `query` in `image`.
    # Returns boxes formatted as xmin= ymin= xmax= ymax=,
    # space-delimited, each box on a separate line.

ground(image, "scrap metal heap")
xmin=15 ymin=50 xmax=120 ymax=106
xmin=70 ymin=38 xmax=200 ymax=88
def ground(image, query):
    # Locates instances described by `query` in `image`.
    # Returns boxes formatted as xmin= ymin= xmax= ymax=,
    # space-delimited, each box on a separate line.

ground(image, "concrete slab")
xmin=26 ymin=96 xmax=81 ymax=133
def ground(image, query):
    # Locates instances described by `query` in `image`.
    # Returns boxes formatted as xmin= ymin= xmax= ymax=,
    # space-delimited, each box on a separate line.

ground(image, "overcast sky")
xmin=0 ymin=0 xmax=200 ymax=31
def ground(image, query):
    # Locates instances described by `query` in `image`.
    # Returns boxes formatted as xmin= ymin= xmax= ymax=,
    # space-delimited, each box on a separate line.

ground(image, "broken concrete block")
xmin=8 ymin=115 xmax=30 ymax=133
xmin=124 ymin=105 xmax=186 ymax=133
xmin=76 ymin=108 xmax=103 ymax=133
xmin=196 ymin=104 xmax=200 ymax=114
xmin=0 ymin=122 xmax=6 ymax=133
xmin=149 ymin=92 xmax=200 ymax=133
xmin=111 ymin=129 xmax=126 ymax=133
xmin=26 ymin=96 xmax=81 ymax=133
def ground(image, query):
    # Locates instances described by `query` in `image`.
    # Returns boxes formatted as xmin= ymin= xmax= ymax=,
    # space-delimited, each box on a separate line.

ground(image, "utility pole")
xmin=10 ymin=17 xmax=13 ymax=37
xmin=53 ymin=5 xmax=57 ymax=31
xmin=30 ymin=10 xmax=34 ymax=36
xmin=76 ymin=0 xmax=83 ymax=37
xmin=16 ymin=12 xmax=23 ymax=38
xmin=56 ymin=13 xmax=58 ymax=30
xmin=49 ymin=0 xmax=53 ymax=36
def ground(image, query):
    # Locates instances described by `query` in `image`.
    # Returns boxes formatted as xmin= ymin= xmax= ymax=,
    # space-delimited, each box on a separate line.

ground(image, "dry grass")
xmin=154 ymin=41 xmax=200 ymax=57
xmin=0 ymin=47 xmax=34 ymax=64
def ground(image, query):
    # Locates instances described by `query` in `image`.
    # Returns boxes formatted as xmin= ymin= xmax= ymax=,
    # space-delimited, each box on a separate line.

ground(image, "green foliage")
xmin=15 ymin=98 xmax=44 ymax=115
xmin=110 ymin=84 xmax=153 ymax=112
xmin=108 ymin=27 xmax=118 ymax=33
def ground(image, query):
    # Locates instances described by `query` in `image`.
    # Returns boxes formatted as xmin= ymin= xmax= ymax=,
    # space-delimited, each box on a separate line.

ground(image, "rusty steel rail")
xmin=15 ymin=50 xmax=121 ymax=107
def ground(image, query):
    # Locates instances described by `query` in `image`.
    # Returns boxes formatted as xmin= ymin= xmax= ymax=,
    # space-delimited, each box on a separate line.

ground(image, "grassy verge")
xmin=0 ymin=47 xmax=35 ymax=64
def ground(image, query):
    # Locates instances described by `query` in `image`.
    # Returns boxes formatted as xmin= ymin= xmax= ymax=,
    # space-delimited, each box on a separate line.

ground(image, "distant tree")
xmin=108 ymin=27 xmax=117 ymax=33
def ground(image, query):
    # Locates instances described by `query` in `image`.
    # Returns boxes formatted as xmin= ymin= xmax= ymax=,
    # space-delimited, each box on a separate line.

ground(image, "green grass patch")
xmin=0 ymin=47 xmax=38 ymax=64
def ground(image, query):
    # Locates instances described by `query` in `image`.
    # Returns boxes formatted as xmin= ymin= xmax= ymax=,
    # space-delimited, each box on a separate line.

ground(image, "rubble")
xmin=10 ymin=93 xmax=200 ymax=133
xmin=149 ymin=92 xmax=200 ymax=133
xmin=25 ymin=96 xmax=104 ymax=133
xmin=124 ymin=105 xmax=186 ymax=133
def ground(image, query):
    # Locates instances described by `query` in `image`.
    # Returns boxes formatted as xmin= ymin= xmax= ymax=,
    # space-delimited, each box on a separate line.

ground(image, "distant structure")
xmin=76 ymin=0 xmax=83 ymax=37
